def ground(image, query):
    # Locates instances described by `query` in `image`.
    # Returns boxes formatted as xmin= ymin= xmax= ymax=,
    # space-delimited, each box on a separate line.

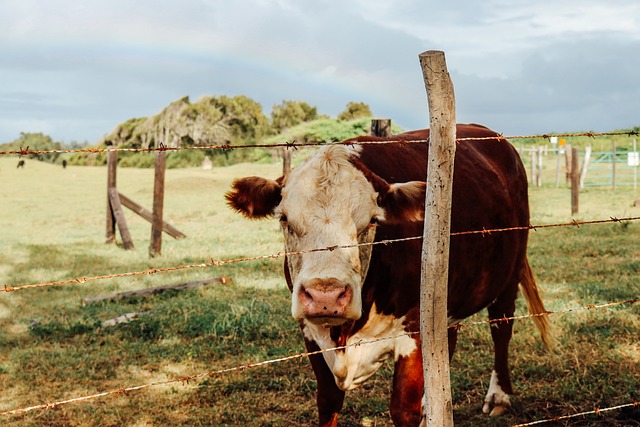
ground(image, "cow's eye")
xmin=370 ymin=217 xmax=379 ymax=225
xmin=280 ymin=214 xmax=288 ymax=223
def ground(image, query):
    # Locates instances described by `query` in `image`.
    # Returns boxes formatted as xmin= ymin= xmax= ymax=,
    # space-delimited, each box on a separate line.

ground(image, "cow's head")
xmin=226 ymin=145 xmax=425 ymax=327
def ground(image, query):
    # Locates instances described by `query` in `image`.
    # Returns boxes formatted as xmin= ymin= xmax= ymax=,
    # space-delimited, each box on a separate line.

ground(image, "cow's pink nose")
xmin=299 ymin=278 xmax=352 ymax=319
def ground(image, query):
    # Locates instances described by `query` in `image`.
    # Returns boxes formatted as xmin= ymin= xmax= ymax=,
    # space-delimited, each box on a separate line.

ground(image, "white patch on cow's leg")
xmin=482 ymin=370 xmax=511 ymax=416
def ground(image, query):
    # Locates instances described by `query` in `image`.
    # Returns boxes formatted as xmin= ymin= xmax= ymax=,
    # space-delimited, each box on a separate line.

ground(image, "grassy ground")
xmin=0 ymin=151 xmax=639 ymax=426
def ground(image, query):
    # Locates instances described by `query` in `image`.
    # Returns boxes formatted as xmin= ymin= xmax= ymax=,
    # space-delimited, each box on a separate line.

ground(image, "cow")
xmin=17 ymin=159 xmax=25 ymax=168
xmin=226 ymin=123 xmax=552 ymax=426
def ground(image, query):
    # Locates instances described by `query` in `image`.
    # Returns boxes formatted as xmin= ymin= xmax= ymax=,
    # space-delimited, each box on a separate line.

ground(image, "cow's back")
xmin=350 ymin=123 xmax=529 ymax=325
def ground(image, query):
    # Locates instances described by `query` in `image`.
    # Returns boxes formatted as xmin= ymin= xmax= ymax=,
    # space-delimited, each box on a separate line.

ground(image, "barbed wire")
xmin=3 ymin=216 xmax=639 ymax=293
xmin=511 ymin=401 xmax=640 ymax=427
xmin=1 ymin=131 xmax=637 ymax=157
xmin=1 ymin=297 xmax=636 ymax=418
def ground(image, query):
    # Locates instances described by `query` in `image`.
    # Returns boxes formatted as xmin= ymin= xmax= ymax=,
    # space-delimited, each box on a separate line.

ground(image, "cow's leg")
xmin=304 ymin=338 xmax=345 ymax=427
xmin=390 ymin=344 xmax=424 ymax=426
xmin=483 ymin=289 xmax=518 ymax=416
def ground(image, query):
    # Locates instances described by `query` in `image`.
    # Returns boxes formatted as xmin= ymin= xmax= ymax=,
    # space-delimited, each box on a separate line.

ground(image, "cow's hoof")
xmin=482 ymin=394 xmax=510 ymax=417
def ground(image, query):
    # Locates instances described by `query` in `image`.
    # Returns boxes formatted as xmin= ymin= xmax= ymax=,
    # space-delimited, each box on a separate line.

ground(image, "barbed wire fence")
xmin=1 ymin=130 xmax=638 ymax=157
xmin=1 ymin=130 xmax=639 ymax=425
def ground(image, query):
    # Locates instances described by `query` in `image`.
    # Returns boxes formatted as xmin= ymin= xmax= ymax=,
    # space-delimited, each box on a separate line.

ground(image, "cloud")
xmin=0 ymin=0 xmax=638 ymax=142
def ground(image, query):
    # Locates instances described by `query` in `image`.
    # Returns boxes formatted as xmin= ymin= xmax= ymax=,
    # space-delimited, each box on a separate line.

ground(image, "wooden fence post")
xmin=371 ymin=119 xmax=392 ymax=137
xmin=565 ymin=144 xmax=573 ymax=184
xmin=149 ymin=150 xmax=166 ymax=257
xmin=571 ymin=147 xmax=579 ymax=215
xmin=579 ymin=146 xmax=592 ymax=188
xmin=418 ymin=50 xmax=455 ymax=427
xmin=106 ymin=149 xmax=117 ymax=243
xmin=537 ymin=146 xmax=543 ymax=187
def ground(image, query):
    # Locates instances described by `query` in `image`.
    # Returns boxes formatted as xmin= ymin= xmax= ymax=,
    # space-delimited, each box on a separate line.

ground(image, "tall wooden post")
xmin=371 ymin=119 xmax=392 ymax=137
xmin=106 ymin=150 xmax=118 ymax=244
xmin=418 ymin=50 xmax=455 ymax=427
xmin=565 ymin=144 xmax=573 ymax=184
xmin=571 ymin=147 xmax=579 ymax=215
xmin=149 ymin=150 xmax=166 ymax=257
xmin=537 ymin=146 xmax=543 ymax=187
xmin=281 ymin=148 xmax=292 ymax=175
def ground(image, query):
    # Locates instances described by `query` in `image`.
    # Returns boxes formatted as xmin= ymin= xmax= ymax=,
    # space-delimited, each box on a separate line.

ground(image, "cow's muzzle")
xmin=298 ymin=278 xmax=354 ymax=326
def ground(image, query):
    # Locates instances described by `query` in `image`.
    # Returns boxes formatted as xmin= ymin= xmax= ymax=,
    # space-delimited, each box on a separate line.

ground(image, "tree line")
xmin=0 ymin=96 xmax=375 ymax=168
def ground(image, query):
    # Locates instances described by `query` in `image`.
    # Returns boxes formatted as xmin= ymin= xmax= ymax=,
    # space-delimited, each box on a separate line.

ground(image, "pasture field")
xmin=0 ymin=150 xmax=639 ymax=426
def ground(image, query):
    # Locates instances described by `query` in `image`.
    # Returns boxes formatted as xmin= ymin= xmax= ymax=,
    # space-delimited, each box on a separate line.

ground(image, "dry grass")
xmin=0 ymin=152 xmax=639 ymax=426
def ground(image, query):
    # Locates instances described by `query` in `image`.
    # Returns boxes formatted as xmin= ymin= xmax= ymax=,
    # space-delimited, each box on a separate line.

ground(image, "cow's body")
xmin=227 ymin=124 xmax=551 ymax=426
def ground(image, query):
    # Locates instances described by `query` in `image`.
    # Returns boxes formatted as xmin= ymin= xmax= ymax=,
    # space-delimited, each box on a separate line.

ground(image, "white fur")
xmin=277 ymin=145 xmax=383 ymax=322
xmin=482 ymin=370 xmax=511 ymax=416
xmin=302 ymin=303 xmax=417 ymax=391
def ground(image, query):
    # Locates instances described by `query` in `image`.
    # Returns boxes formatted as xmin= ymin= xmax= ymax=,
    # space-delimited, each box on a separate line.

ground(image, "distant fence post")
xmin=371 ymin=119 xmax=392 ymax=137
xmin=537 ymin=146 xmax=543 ymax=187
xmin=149 ymin=150 xmax=166 ymax=257
xmin=565 ymin=144 xmax=573 ymax=184
xmin=418 ymin=49 xmax=455 ymax=427
xmin=571 ymin=147 xmax=579 ymax=215
xmin=106 ymin=149 xmax=117 ymax=244
xmin=579 ymin=146 xmax=592 ymax=188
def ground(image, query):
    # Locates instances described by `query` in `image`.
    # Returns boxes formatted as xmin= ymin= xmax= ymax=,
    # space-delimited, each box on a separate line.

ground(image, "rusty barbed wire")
xmin=511 ymin=401 xmax=640 ymax=427
xmin=453 ymin=298 xmax=637 ymax=330
xmin=1 ymin=131 xmax=638 ymax=157
xmin=1 ymin=297 xmax=636 ymax=417
xmin=3 ymin=216 xmax=639 ymax=293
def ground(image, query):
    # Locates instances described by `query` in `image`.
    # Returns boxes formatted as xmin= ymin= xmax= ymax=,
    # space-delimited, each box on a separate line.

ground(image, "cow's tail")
xmin=519 ymin=257 xmax=555 ymax=349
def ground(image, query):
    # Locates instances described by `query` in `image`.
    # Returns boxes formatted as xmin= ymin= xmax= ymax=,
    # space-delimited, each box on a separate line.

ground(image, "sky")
xmin=1 ymin=0 xmax=639 ymax=144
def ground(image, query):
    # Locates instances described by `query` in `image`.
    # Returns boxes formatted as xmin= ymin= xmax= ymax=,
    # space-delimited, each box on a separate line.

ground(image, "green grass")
xmin=1 ymin=153 xmax=639 ymax=426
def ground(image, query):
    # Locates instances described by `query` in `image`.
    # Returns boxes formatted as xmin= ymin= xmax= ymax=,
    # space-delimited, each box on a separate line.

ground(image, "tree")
xmin=202 ymin=95 xmax=270 ymax=144
xmin=3 ymin=133 xmax=62 ymax=163
xmin=337 ymin=101 xmax=372 ymax=121
xmin=271 ymin=100 xmax=318 ymax=132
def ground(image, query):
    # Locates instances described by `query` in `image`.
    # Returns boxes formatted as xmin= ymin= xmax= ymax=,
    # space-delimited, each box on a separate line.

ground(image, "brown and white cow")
xmin=226 ymin=123 xmax=552 ymax=426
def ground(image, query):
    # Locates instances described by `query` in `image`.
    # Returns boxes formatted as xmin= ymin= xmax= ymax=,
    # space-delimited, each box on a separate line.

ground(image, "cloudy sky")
xmin=1 ymin=0 xmax=639 ymax=144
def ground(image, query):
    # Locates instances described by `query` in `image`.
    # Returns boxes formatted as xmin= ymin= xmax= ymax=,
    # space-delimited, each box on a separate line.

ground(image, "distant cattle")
xmin=226 ymin=123 xmax=552 ymax=426
xmin=62 ymin=159 xmax=67 ymax=169
xmin=17 ymin=160 xmax=25 ymax=168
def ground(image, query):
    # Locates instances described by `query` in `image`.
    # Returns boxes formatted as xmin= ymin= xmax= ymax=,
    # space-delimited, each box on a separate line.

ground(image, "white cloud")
xmin=0 ymin=0 xmax=638 ymax=142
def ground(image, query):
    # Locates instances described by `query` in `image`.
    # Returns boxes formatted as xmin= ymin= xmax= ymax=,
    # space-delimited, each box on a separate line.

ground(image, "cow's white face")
xmin=276 ymin=145 xmax=383 ymax=326
xmin=227 ymin=144 xmax=426 ymax=327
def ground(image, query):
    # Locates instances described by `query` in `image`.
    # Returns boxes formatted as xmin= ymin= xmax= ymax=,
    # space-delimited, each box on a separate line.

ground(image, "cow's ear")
xmin=379 ymin=181 xmax=426 ymax=223
xmin=226 ymin=176 xmax=282 ymax=219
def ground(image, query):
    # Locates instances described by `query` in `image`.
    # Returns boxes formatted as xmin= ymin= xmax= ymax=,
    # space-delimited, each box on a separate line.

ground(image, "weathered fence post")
xmin=565 ymin=144 xmax=573 ymax=184
xmin=571 ymin=147 xmax=579 ymax=215
xmin=579 ymin=146 xmax=592 ymax=189
xmin=281 ymin=148 xmax=292 ymax=175
xmin=371 ymin=119 xmax=392 ymax=137
xmin=106 ymin=149 xmax=117 ymax=244
xmin=149 ymin=150 xmax=166 ymax=257
xmin=537 ymin=145 xmax=543 ymax=187
xmin=418 ymin=49 xmax=455 ymax=427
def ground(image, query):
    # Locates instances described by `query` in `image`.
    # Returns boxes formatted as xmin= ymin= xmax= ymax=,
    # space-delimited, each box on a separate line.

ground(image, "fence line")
xmin=3 ymin=128 xmax=639 ymax=424
xmin=3 ymin=216 xmax=639 ymax=293
xmin=1 ymin=131 xmax=638 ymax=157
xmin=511 ymin=401 xmax=640 ymax=427
xmin=1 ymin=297 xmax=636 ymax=418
